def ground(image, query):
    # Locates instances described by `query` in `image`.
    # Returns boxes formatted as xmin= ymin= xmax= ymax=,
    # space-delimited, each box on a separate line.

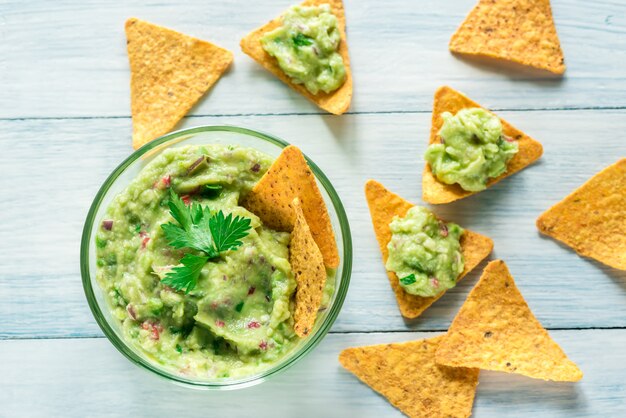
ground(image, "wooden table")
xmin=1 ymin=0 xmax=625 ymax=416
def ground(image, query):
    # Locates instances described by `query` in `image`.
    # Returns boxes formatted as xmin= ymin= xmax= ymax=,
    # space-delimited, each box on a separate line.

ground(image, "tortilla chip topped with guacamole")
xmin=422 ymin=86 xmax=543 ymax=204
xmin=240 ymin=0 xmax=352 ymax=115
xmin=339 ymin=336 xmax=479 ymax=418
xmin=290 ymin=198 xmax=327 ymax=337
xmin=537 ymin=159 xmax=626 ymax=270
xmin=450 ymin=0 xmax=566 ymax=74
xmin=365 ymin=179 xmax=493 ymax=318
xmin=243 ymin=145 xmax=339 ymax=269
xmin=436 ymin=260 xmax=583 ymax=382
xmin=125 ymin=18 xmax=233 ymax=149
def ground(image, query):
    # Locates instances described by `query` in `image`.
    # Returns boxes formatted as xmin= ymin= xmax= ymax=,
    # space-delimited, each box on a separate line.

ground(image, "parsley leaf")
xmin=159 ymin=189 xmax=252 ymax=293
xmin=161 ymin=253 xmax=209 ymax=294
xmin=167 ymin=190 xmax=193 ymax=230
xmin=400 ymin=274 xmax=417 ymax=286
xmin=209 ymin=210 xmax=252 ymax=253
xmin=293 ymin=33 xmax=313 ymax=47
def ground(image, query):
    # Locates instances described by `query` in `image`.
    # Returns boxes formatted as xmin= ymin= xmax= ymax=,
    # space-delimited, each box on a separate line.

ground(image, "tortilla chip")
xmin=339 ymin=336 xmax=479 ymax=418
xmin=126 ymin=18 xmax=233 ymax=149
xmin=449 ymin=0 xmax=565 ymax=74
xmin=243 ymin=145 xmax=339 ymax=268
xmin=422 ymin=86 xmax=543 ymax=204
xmin=240 ymin=0 xmax=352 ymax=115
xmin=365 ymin=179 xmax=493 ymax=318
xmin=436 ymin=260 xmax=583 ymax=382
xmin=536 ymin=159 xmax=626 ymax=270
xmin=289 ymin=198 xmax=327 ymax=337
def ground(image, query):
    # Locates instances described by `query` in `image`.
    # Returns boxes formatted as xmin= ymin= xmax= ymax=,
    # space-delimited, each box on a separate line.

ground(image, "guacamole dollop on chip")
xmin=364 ymin=179 xmax=493 ymax=318
xmin=261 ymin=4 xmax=346 ymax=95
xmin=386 ymin=206 xmax=464 ymax=297
xmin=425 ymin=108 xmax=519 ymax=192
xmin=240 ymin=0 xmax=353 ymax=115
xmin=422 ymin=87 xmax=544 ymax=204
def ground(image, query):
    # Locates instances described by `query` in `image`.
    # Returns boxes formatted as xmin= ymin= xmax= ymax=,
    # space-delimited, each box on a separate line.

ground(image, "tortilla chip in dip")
xmin=126 ymin=18 xmax=233 ymax=149
xmin=422 ymin=86 xmax=543 ymax=204
xmin=449 ymin=0 xmax=565 ymax=74
xmin=243 ymin=145 xmax=339 ymax=268
xmin=240 ymin=0 xmax=352 ymax=115
xmin=436 ymin=260 xmax=583 ymax=382
xmin=537 ymin=159 xmax=626 ymax=270
xmin=365 ymin=179 xmax=493 ymax=318
xmin=290 ymin=198 xmax=327 ymax=337
xmin=339 ymin=336 xmax=479 ymax=418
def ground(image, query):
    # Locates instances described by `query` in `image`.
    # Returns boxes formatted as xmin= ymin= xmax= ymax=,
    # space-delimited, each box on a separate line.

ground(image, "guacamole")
xmin=95 ymin=144 xmax=334 ymax=379
xmin=424 ymin=108 xmax=519 ymax=192
xmin=261 ymin=4 xmax=346 ymax=95
xmin=386 ymin=206 xmax=464 ymax=297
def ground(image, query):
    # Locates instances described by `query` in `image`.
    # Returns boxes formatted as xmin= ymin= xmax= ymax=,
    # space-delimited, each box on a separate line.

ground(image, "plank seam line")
xmin=327 ymin=326 xmax=626 ymax=334
xmin=1 ymin=105 xmax=626 ymax=121
xmin=2 ymin=326 xmax=625 ymax=341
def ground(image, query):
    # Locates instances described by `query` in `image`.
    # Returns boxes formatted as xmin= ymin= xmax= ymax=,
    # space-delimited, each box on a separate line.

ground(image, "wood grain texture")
xmin=1 ymin=111 xmax=625 ymax=338
xmin=1 ymin=0 xmax=625 ymax=415
xmin=0 ymin=331 xmax=624 ymax=417
xmin=1 ymin=0 xmax=626 ymax=119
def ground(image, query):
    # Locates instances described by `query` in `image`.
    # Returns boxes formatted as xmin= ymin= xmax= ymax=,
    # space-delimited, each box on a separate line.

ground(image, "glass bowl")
xmin=81 ymin=125 xmax=352 ymax=389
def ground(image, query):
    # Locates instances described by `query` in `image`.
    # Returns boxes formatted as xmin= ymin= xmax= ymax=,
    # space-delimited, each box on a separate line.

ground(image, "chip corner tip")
xmin=435 ymin=85 xmax=454 ymax=96
xmin=239 ymin=33 xmax=254 ymax=54
xmin=125 ymin=17 xmax=139 ymax=28
xmin=364 ymin=178 xmax=377 ymax=191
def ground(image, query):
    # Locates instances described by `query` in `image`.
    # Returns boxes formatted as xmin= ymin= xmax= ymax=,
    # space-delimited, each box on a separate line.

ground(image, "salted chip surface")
xmin=365 ymin=179 xmax=493 ymax=318
xmin=243 ymin=145 xmax=339 ymax=268
xmin=126 ymin=18 xmax=233 ymax=149
xmin=436 ymin=260 xmax=583 ymax=382
xmin=537 ymin=159 xmax=626 ymax=270
xmin=449 ymin=0 xmax=565 ymax=74
xmin=422 ymin=86 xmax=543 ymax=204
xmin=240 ymin=0 xmax=352 ymax=115
xmin=289 ymin=198 xmax=327 ymax=337
xmin=339 ymin=336 xmax=479 ymax=418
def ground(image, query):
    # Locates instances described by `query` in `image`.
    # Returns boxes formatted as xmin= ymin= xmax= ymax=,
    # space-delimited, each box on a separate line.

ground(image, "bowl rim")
xmin=81 ymin=125 xmax=352 ymax=390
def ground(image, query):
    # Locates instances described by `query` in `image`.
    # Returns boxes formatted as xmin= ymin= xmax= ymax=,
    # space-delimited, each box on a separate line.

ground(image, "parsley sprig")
xmin=160 ymin=190 xmax=251 ymax=293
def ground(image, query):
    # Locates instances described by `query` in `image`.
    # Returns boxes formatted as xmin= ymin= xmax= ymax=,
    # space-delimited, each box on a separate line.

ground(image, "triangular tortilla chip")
xmin=449 ymin=0 xmax=565 ymax=74
xmin=436 ymin=260 xmax=583 ymax=382
xmin=537 ymin=159 xmax=626 ymax=270
xmin=243 ymin=145 xmax=339 ymax=268
xmin=422 ymin=86 xmax=543 ymax=204
xmin=339 ymin=336 xmax=479 ymax=418
xmin=240 ymin=0 xmax=352 ymax=115
xmin=126 ymin=18 xmax=233 ymax=149
xmin=365 ymin=180 xmax=493 ymax=318
xmin=290 ymin=198 xmax=327 ymax=337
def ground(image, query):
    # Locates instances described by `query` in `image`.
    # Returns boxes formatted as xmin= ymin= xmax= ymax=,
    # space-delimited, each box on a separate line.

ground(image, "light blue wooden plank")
xmin=1 ymin=0 xmax=625 ymax=119
xmin=0 ymin=330 xmax=623 ymax=417
xmin=1 ymin=110 xmax=625 ymax=338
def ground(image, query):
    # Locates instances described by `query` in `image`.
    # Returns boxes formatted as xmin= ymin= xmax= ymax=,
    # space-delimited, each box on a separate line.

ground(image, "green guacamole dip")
xmin=424 ymin=108 xmax=519 ymax=192
xmin=261 ymin=4 xmax=346 ymax=95
xmin=95 ymin=144 xmax=334 ymax=379
xmin=386 ymin=206 xmax=464 ymax=297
